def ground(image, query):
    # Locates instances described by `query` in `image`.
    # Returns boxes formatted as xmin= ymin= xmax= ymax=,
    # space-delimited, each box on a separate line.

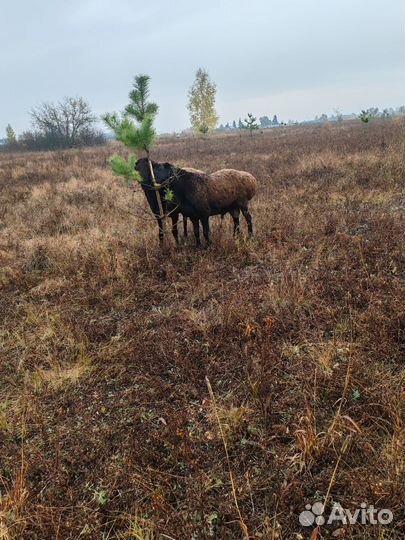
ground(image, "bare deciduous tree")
xmin=31 ymin=97 xmax=96 ymax=147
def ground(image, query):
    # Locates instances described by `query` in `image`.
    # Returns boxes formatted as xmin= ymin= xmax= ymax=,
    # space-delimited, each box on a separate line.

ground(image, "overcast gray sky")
xmin=1 ymin=0 xmax=404 ymax=134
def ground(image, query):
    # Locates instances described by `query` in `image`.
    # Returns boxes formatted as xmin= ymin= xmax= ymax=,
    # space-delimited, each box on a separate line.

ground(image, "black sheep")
xmin=135 ymin=158 xmax=188 ymax=245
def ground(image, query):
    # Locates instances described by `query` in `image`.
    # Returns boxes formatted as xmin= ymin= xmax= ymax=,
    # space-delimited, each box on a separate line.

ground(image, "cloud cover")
xmin=1 ymin=0 xmax=404 ymax=133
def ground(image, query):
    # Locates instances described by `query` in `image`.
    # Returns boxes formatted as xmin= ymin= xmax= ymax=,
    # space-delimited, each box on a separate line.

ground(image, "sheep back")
xmin=207 ymin=169 xmax=258 ymax=211
xmin=182 ymin=166 xmax=205 ymax=174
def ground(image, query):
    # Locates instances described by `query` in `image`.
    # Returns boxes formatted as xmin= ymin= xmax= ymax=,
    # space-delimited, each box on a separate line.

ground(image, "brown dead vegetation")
xmin=0 ymin=119 xmax=404 ymax=539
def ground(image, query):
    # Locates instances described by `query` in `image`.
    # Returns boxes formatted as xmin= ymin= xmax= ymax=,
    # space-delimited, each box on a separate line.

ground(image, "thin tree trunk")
xmin=146 ymin=151 xmax=167 ymax=241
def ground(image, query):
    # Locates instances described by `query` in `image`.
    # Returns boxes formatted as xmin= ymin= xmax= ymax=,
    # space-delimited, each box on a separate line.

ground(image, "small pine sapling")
xmin=243 ymin=113 xmax=259 ymax=137
xmin=358 ymin=110 xmax=370 ymax=123
xmin=103 ymin=75 xmax=167 ymax=235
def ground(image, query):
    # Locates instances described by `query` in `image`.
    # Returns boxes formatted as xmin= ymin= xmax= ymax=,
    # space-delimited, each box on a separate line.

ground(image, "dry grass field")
xmin=0 ymin=120 xmax=404 ymax=539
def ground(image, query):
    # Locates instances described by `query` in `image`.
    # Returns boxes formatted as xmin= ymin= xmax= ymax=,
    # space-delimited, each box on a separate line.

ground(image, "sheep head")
xmin=135 ymin=157 xmax=175 ymax=188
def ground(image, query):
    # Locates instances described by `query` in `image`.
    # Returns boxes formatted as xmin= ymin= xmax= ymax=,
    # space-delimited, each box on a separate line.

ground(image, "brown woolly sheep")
xmin=135 ymin=158 xmax=258 ymax=246
xmin=209 ymin=169 xmax=257 ymax=236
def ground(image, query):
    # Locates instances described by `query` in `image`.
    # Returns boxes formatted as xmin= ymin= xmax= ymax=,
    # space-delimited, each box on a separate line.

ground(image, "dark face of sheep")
xmin=134 ymin=158 xmax=187 ymax=245
xmin=135 ymin=158 xmax=174 ymax=188
xmin=135 ymin=157 xmax=180 ymax=213
xmin=135 ymin=157 xmax=154 ymax=186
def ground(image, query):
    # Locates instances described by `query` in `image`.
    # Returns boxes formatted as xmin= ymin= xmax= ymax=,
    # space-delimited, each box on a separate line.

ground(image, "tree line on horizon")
xmin=2 ymin=68 xmax=405 ymax=152
xmin=216 ymin=114 xmax=280 ymax=133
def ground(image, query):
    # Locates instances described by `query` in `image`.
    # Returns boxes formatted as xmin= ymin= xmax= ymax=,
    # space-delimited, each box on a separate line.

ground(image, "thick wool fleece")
xmin=208 ymin=169 xmax=258 ymax=210
xmin=161 ymin=165 xmax=258 ymax=218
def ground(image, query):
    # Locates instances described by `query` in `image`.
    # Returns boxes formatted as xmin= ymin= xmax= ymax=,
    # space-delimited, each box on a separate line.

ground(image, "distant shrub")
xmin=0 ymin=96 xmax=106 ymax=152
xmin=15 ymin=129 xmax=105 ymax=152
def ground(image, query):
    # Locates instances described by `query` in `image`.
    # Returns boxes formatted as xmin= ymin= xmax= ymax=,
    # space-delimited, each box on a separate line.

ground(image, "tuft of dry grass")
xmin=0 ymin=119 xmax=404 ymax=539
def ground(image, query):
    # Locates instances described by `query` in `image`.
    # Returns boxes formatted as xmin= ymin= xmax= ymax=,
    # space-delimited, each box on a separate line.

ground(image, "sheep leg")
xmin=230 ymin=208 xmax=241 ymax=236
xmin=241 ymin=207 xmax=253 ymax=236
xmin=201 ymin=217 xmax=211 ymax=246
xmin=191 ymin=217 xmax=201 ymax=247
xmin=157 ymin=217 xmax=164 ymax=245
xmin=183 ymin=216 xmax=188 ymax=238
xmin=171 ymin=214 xmax=179 ymax=245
